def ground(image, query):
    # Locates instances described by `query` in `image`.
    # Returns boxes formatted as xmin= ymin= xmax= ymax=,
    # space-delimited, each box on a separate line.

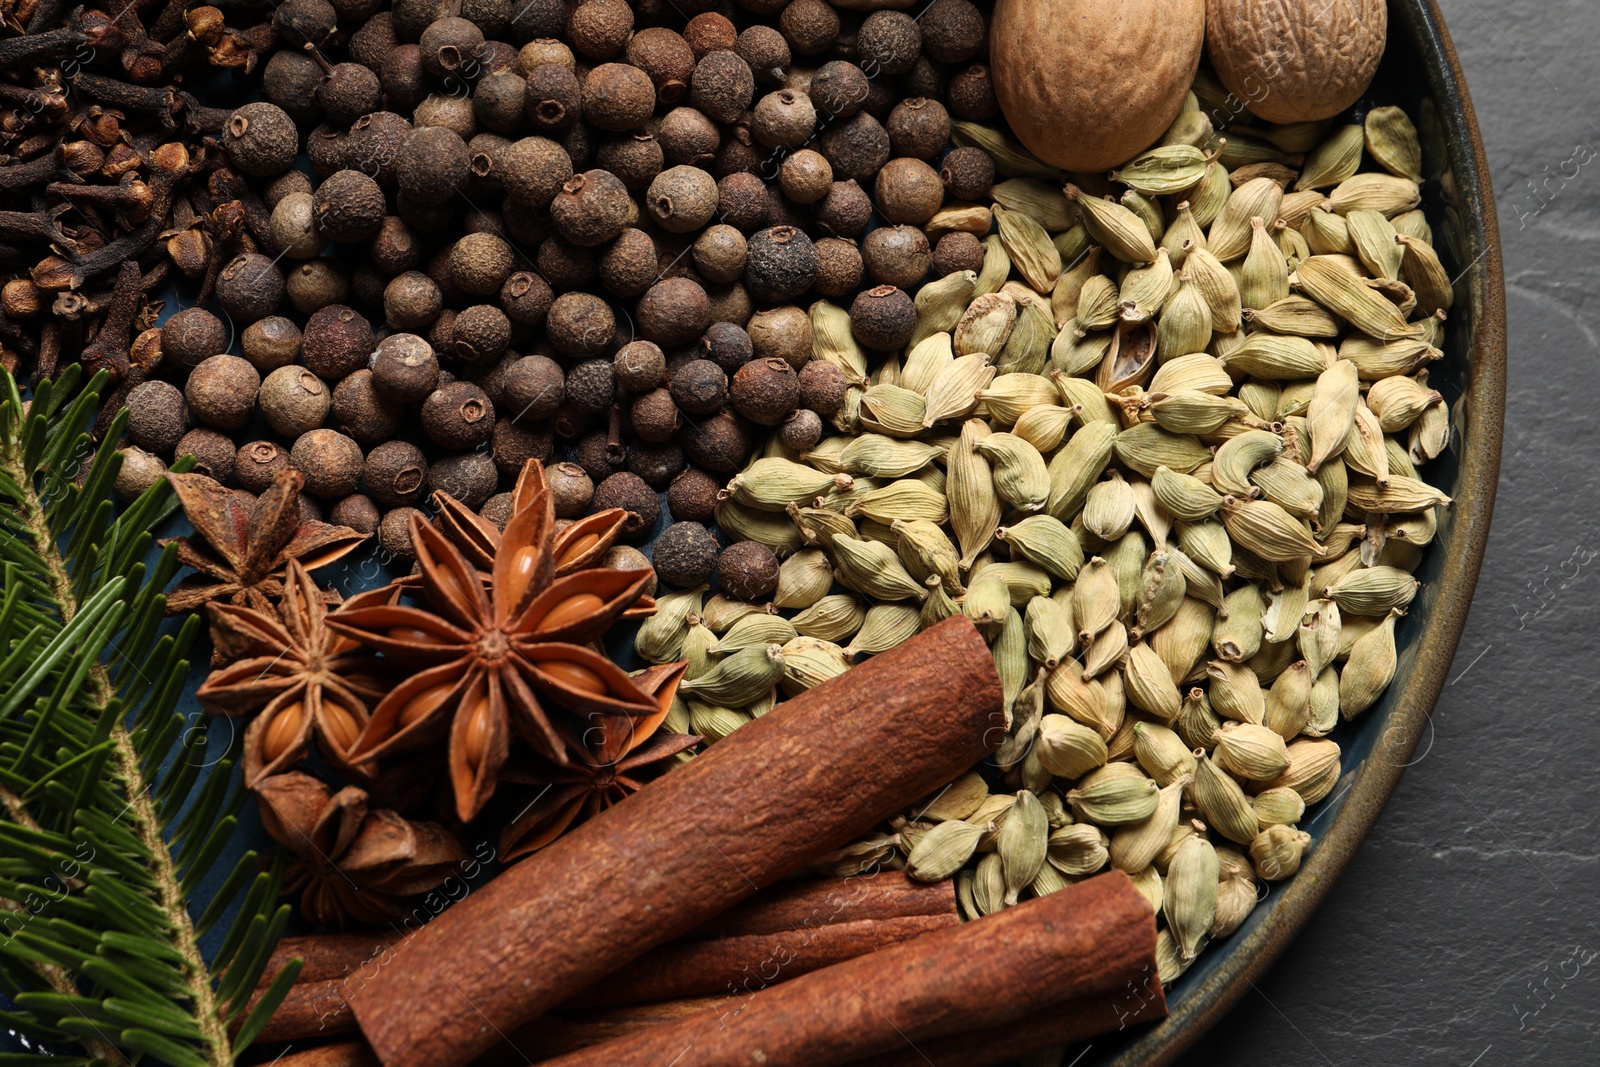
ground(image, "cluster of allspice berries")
xmin=104 ymin=0 xmax=1000 ymax=595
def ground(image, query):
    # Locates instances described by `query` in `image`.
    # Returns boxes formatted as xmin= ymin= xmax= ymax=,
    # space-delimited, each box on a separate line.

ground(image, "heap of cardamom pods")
xmin=635 ymin=96 xmax=1452 ymax=985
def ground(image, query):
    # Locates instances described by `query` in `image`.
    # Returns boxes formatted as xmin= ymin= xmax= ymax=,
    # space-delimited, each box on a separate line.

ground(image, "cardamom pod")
xmin=921 ymin=353 xmax=997 ymax=426
xmin=1136 ymin=549 xmax=1188 ymax=635
xmin=1249 ymin=824 xmax=1311 ymax=881
xmin=1191 ymin=754 xmax=1261 ymax=845
xmin=1220 ymin=496 xmax=1323 ymax=562
xmin=905 ymin=818 xmax=986 ymax=882
xmin=778 ymin=635 xmax=853 ymax=695
xmin=948 ymin=418 xmax=1002 ymax=569
xmin=1339 ymin=609 xmax=1399 ymax=717
xmin=1065 ymin=184 xmax=1158 ymax=264
xmin=998 ymin=790 xmax=1049 ymax=904
xmin=829 ymin=534 xmax=927 ymax=602
xmin=1327 ymin=172 xmax=1421 ymax=217
xmin=709 ymin=613 xmax=798 ymax=655
xmin=1118 ymin=248 xmax=1176 ymax=323
xmin=1125 ymin=640 xmax=1183 ymax=720
xmin=1209 ymin=177 xmax=1284 ymax=262
xmin=1111 ymin=144 xmax=1212 ymax=196
xmin=1067 ymin=775 xmax=1161 ymax=826
xmin=861 ymin=382 xmax=931 ymax=437
xmin=1397 ymin=233 xmax=1454 ymax=315
xmin=1111 ymin=775 xmax=1188 ymax=874
xmin=1047 ymin=420 xmax=1118 ymax=519
xmin=1115 ymin=423 xmax=1211 ymax=479
xmin=808 ymin=298 xmax=869 ymax=379
xmin=1165 ymin=832 xmax=1220 ymax=960
xmin=1267 ymin=737 xmax=1342 ymax=803
xmin=994 ymin=513 xmax=1084 ymax=581
xmin=1133 ymin=722 xmax=1198 ymax=787
xmin=1024 ymin=595 xmax=1075 ymax=669
xmin=1347 ymin=208 xmax=1403 ymax=282
xmin=995 ymin=205 xmax=1063 ymax=293
xmin=1239 ymin=217 xmax=1291 ymax=311
xmin=635 ymin=585 xmax=704 ymax=664
xmin=1048 ymin=822 xmax=1110 ymax=878
xmin=1219 ymin=333 xmax=1329 ymax=380
xmin=1296 ymin=124 xmax=1365 ymax=190
xmin=679 ymin=643 xmax=785 ymax=706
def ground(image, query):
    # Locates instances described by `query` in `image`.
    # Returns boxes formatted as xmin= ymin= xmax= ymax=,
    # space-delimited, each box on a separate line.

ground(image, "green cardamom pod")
xmin=1165 ymin=832 xmax=1220 ymax=960
xmin=1067 ymin=775 xmax=1160 ymax=826
xmin=778 ymin=635 xmax=853 ymax=696
xmin=1191 ymin=754 xmax=1261 ymax=845
xmin=1064 ymin=184 xmax=1157 ymax=264
xmin=679 ymin=643 xmax=785 ymax=706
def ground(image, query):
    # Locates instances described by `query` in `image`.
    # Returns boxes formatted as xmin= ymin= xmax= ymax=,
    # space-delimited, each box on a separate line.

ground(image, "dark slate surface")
xmin=1177 ymin=2 xmax=1600 ymax=1064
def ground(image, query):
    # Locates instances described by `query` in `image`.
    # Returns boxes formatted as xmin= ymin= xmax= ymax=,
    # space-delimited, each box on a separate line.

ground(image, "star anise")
xmin=196 ymin=560 xmax=394 ymax=788
xmin=255 ymin=771 xmax=467 ymax=928
xmin=410 ymin=459 xmax=656 ymax=620
xmin=326 ymin=461 xmax=666 ymax=822
xmin=499 ymin=661 xmax=698 ymax=860
xmin=162 ymin=468 xmax=368 ymax=656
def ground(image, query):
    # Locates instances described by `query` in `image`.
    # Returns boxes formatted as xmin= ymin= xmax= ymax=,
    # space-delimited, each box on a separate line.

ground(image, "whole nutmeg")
xmin=798 ymin=358 xmax=849 ymax=416
xmin=689 ymin=50 xmax=754 ymax=124
xmin=271 ymin=192 xmax=327 ymax=259
xmin=730 ymin=357 xmax=800 ymax=426
xmin=163 ymin=307 xmax=228 ymax=369
xmin=1206 ymin=0 xmax=1384 ymax=123
xmin=223 ymin=102 xmax=299 ymax=176
xmin=592 ymin=471 xmax=661 ymax=541
xmin=717 ymin=539 xmax=779 ymax=600
xmin=313 ymin=169 xmax=386 ymax=242
xmin=637 ymin=277 xmax=712 ymax=347
xmin=779 ymin=406 xmax=823 ymax=451
xmin=652 ymin=520 xmax=719 ymax=588
xmin=551 ymin=169 xmax=633 ymax=246
xmin=547 ymin=461 xmax=595 ymax=517
xmin=125 ymin=380 xmax=188 ymax=455
xmin=176 ymin=428 xmax=236 ymax=482
xmin=421 ymin=380 xmax=496 ymax=449
xmin=582 ymin=62 xmax=656 ymax=131
xmin=371 ymin=332 xmax=440 ymax=402
xmin=744 ymin=226 xmax=819 ymax=304
xmin=260 ymin=365 xmax=331 ymax=437
xmin=615 ymin=340 xmax=667 ymax=392
xmin=668 ymin=358 xmax=728 ymax=417
xmin=849 ymin=285 xmax=916 ymax=351
xmin=236 ymin=440 xmax=292 ymax=493
xmin=992 ymin=0 xmax=1204 ymax=171
xmin=365 ymin=440 xmax=429 ymax=507
xmin=291 ymin=428 xmax=364 ymax=498
xmin=646 ymin=165 xmax=718 ymax=233
xmin=667 ymin=467 xmax=721 ymax=523
xmin=185 ymin=354 xmax=260 ymax=431
xmin=874 ymin=157 xmax=944 ymax=225
xmin=862 ymin=224 xmax=932 ymax=289
xmin=747 ymin=305 xmax=813 ymax=368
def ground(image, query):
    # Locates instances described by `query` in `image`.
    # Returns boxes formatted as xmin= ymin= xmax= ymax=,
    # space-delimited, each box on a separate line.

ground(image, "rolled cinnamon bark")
xmin=347 ymin=616 xmax=1005 ymax=1067
xmin=536 ymin=872 xmax=1159 ymax=1067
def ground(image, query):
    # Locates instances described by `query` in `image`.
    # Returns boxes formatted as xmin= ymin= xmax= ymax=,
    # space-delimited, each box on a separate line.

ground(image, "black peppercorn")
xmin=598 ymin=227 xmax=660 ymax=298
xmin=163 ymin=307 xmax=228 ymax=369
xmin=371 ymin=332 xmax=440 ymax=402
xmin=689 ymin=50 xmax=755 ymax=124
xmin=551 ymin=169 xmax=632 ymax=246
xmin=718 ymin=539 xmax=779 ymax=600
xmin=627 ymin=28 xmax=696 ymax=104
xmin=593 ymin=471 xmax=661 ymax=541
xmin=946 ymin=63 xmax=998 ymax=121
xmin=176 ymin=428 xmax=237 ymax=483
xmin=627 ymin=441 xmax=685 ymax=488
xmin=798 ymin=358 xmax=848 ymax=415
xmin=217 ymin=254 xmax=286 ymax=323
xmin=750 ymin=89 xmax=816 ymax=149
xmin=223 ymin=103 xmax=299 ymax=177
xmin=502 ymin=354 xmax=566 ymax=420
xmin=813 ymin=236 xmax=865 ymax=298
xmin=501 ymin=270 xmax=555 ymax=324
xmin=862 ymin=224 xmax=932 ymax=289
xmin=291 ymin=428 xmax=365 ymax=498
xmin=933 ymin=230 xmax=986 ymax=275
xmin=491 ymin=419 xmax=554 ymax=475
xmin=317 ymin=63 xmax=383 ymax=127
xmin=815 ymin=178 xmax=873 ymax=237
xmin=747 ymin=305 xmax=813 ymax=368
xmin=237 ymin=440 xmax=293 ymax=493
xmin=731 ymin=357 xmax=800 ymax=425
xmin=548 ymin=461 xmax=595 ymax=516
xmin=501 ymin=136 xmax=574 ymax=207
xmin=939 ymin=145 xmax=995 ymax=201
xmin=567 ymin=0 xmax=633 ymax=60
xmin=630 ymin=387 xmax=681 ymax=443
xmin=332 ymin=369 xmax=402 ymax=445
xmin=126 ymin=380 xmax=188 ymax=455
xmin=744 ymin=226 xmax=819 ymax=304
xmin=667 ymin=467 xmax=721 ymax=523
xmin=779 ymin=0 xmax=839 ymax=57
xmin=637 ymin=277 xmax=713 ymax=347
xmin=717 ymin=171 xmax=769 ymax=233
xmin=582 ymin=63 xmax=655 ymax=131
xmin=653 ymin=520 xmax=719 ymax=588
xmin=680 ymin=409 xmax=751 ymax=473
xmin=427 ymin=451 xmax=498 ymax=509
xmin=693 ymin=224 xmax=749 ymax=284
xmin=737 ymin=24 xmax=791 ymax=84
xmin=809 ymin=60 xmax=868 ymax=119
xmin=547 ymin=292 xmax=616 ymax=357
xmin=185 ymin=355 xmax=260 ymax=432
xmin=849 ymin=284 xmax=916 ymax=350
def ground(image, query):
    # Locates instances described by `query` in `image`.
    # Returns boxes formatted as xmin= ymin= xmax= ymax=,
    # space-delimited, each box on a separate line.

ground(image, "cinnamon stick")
xmin=346 ymin=616 xmax=1004 ymax=1067
xmin=535 ymin=871 xmax=1160 ymax=1067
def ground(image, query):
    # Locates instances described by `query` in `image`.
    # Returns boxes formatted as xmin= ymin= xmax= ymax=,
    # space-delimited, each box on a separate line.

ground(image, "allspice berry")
xmin=779 ymin=0 xmax=839 ymax=56
xmin=809 ymin=60 xmax=868 ymax=119
xmin=422 ymin=381 xmax=496 ymax=448
xmin=593 ymin=471 xmax=661 ymax=540
xmin=301 ymin=305 xmax=373 ymax=380
xmin=627 ymin=28 xmax=696 ymax=103
xmin=547 ymin=461 xmax=595 ymax=517
xmin=603 ymin=544 xmax=656 ymax=594
xmin=501 ymin=270 xmax=555 ymax=326
xmin=667 ymin=467 xmax=721 ymax=523
xmin=716 ymin=171 xmax=768 ymax=233
xmin=330 ymin=494 xmax=381 ymax=535
xmin=862 ymin=224 xmax=932 ymax=289
xmin=779 ymin=406 xmax=823 ymax=451
xmin=750 ymin=89 xmax=816 ymax=149
xmin=449 ymin=232 xmax=516 ymax=297
xmin=286 ymin=259 xmax=350 ymax=315
xmin=939 ymin=145 xmax=995 ymax=201
xmin=647 ymin=165 xmax=719 ymax=233
xmin=875 ymin=158 xmax=944 ymax=225
xmin=817 ymin=111 xmax=890 ymax=184
xmin=919 ymin=0 xmax=985 ymax=63
xmin=699 ymin=321 xmax=754 ymax=374
xmin=503 ymin=354 xmax=566 ymax=420
xmin=668 ymin=358 xmax=728 ymax=416
xmin=384 ymin=270 xmax=443 ymax=330
xmin=598 ymin=227 xmax=659 ymax=298
xmin=371 ymin=332 xmax=440 ymax=402
xmin=241 ymin=316 xmax=302 ymax=373
xmin=217 ymin=254 xmax=285 ymax=323
xmin=332 ymin=369 xmax=401 ymax=445
xmin=850 ymin=285 xmax=916 ymax=350
xmin=115 ymin=447 xmax=167 ymax=501
xmin=452 ymin=304 xmax=512 ymax=363
xmin=747 ymin=305 xmax=812 ymax=368
xmin=291 ymin=429 xmax=364 ymax=498
xmin=814 ymin=236 xmax=864 ymax=297
xmin=731 ymin=357 xmax=800 ymax=425
xmin=365 ymin=440 xmax=429 ymax=507
xmin=744 ymin=226 xmax=818 ymax=303
xmin=718 ymin=539 xmax=779 ymax=600
xmin=547 ymin=292 xmax=615 ymax=357
xmin=567 ymin=0 xmax=633 ymax=60
xmin=379 ymin=506 xmax=424 ymax=560
xmin=564 ymin=358 xmax=616 ymax=414
xmin=628 ymin=441 xmax=685 ymax=488
xmin=596 ymin=133 xmax=664 ymax=191
xmin=480 ymin=493 xmax=515 ymax=530
xmin=396 ymin=126 xmax=470 ymax=201
xmin=658 ymin=106 xmax=719 ymax=167
xmin=491 ymin=419 xmax=554 ymax=474
xmin=681 ymin=409 xmax=751 ymax=473
xmin=652 ymin=520 xmax=719 ymax=588
xmin=689 ymin=49 xmax=754 ymax=124
xmin=631 ymin=387 xmax=681 ymax=443
xmin=933 ymin=230 xmax=986 ymax=275
xmin=313 ymin=169 xmax=386 ymax=242
xmin=899 ymin=56 xmax=946 ymax=102
xmin=501 ymin=136 xmax=574 ymax=207
xmin=260 ymin=366 xmax=331 ymax=437
xmin=857 ymin=11 xmax=920 ymax=76
xmin=185 ymin=354 xmax=260 ymax=431
xmin=684 ymin=11 xmax=736 ymax=58
xmin=815 ymin=179 xmax=872 ymax=237
xmin=637 ymin=278 xmax=712 ymax=346
xmin=946 ymin=63 xmax=997 ymax=121
xmin=236 ymin=440 xmax=292 ymax=493
xmin=163 ymin=307 xmax=228 ymax=369
xmin=223 ymin=102 xmax=299 ymax=176
xmin=693 ymin=224 xmax=748 ymax=284
xmin=737 ymin=24 xmax=790 ymax=84
xmin=777 ymin=148 xmax=832 ymax=204
xmin=798 ymin=358 xmax=848 ymax=415
xmin=271 ymin=192 xmax=327 ymax=259
xmin=176 ymin=428 xmax=236 ymax=482
xmin=615 ymin=339 xmax=666 ymax=392
xmin=582 ymin=62 xmax=655 ymax=131
xmin=126 ymin=380 xmax=188 ymax=455
xmin=523 ymin=62 xmax=580 ymax=129
xmin=427 ymin=451 xmax=498 ymax=509
xmin=551 ymin=169 xmax=633 ymax=245
xmin=886 ymin=98 xmax=950 ymax=160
